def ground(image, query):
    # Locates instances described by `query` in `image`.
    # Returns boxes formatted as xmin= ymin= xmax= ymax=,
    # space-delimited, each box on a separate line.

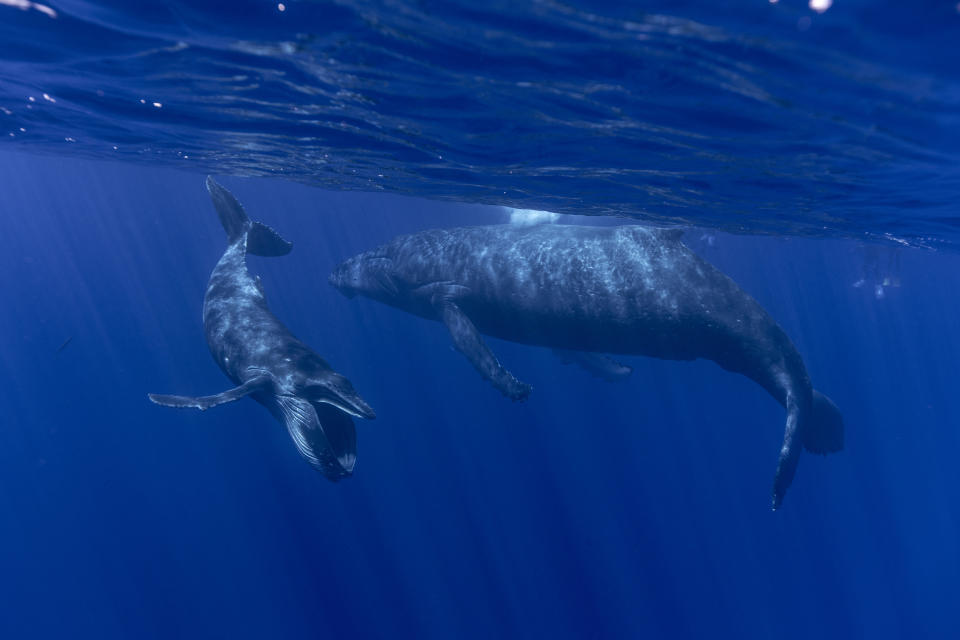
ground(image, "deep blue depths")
xmin=1 ymin=153 xmax=958 ymax=638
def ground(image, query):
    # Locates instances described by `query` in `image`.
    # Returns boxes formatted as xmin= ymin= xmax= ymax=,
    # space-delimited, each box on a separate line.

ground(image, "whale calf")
xmin=150 ymin=177 xmax=375 ymax=479
xmin=329 ymin=224 xmax=842 ymax=507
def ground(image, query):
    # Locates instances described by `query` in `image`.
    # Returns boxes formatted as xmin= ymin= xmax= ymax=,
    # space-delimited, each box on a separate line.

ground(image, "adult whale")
xmin=329 ymin=224 xmax=842 ymax=508
xmin=149 ymin=177 xmax=375 ymax=480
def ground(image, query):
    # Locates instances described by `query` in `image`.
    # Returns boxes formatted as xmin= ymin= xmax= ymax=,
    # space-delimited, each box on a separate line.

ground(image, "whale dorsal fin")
xmin=148 ymin=374 xmax=272 ymax=411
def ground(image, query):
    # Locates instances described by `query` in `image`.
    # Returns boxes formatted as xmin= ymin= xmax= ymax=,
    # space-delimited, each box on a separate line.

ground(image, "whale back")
xmin=370 ymin=225 xmax=755 ymax=352
xmin=381 ymin=224 xmax=691 ymax=303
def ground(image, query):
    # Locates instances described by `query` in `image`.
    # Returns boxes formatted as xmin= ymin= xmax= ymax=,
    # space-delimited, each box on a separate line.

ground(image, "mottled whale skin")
xmin=330 ymin=224 xmax=842 ymax=508
xmin=149 ymin=177 xmax=375 ymax=479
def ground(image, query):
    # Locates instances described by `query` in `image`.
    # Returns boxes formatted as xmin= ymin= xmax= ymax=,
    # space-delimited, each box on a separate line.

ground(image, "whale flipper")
xmin=276 ymin=395 xmax=357 ymax=480
xmin=552 ymin=349 xmax=633 ymax=382
xmin=435 ymin=298 xmax=531 ymax=402
xmin=148 ymin=375 xmax=273 ymax=411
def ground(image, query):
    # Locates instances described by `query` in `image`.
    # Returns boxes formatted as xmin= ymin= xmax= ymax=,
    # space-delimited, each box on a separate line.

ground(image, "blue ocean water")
xmin=3 ymin=0 xmax=960 ymax=243
xmin=1 ymin=2 xmax=959 ymax=639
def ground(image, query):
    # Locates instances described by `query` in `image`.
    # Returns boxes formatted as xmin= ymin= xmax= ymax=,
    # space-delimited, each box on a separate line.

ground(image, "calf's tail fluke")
xmin=205 ymin=176 xmax=293 ymax=257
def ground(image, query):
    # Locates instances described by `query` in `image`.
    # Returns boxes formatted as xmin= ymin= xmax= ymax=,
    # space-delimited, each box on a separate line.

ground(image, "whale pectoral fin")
xmin=148 ymin=375 xmax=272 ymax=411
xmin=436 ymin=300 xmax=532 ymax=402
xmin=276 ymin=395 xmax=356 ymax=481
xmin=552 ymin=349 xmax=633 ymax=382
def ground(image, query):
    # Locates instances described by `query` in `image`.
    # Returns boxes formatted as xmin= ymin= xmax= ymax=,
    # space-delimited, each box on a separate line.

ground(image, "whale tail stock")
xmin=772 ymin=389 xmax=844 ymax=510
xmin=205 ymin=176 xmax=292 ymax=257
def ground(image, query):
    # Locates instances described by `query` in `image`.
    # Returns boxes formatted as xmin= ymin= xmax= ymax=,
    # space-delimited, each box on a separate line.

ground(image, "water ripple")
xmin=1 ymin=0 xmax=958 ymax=245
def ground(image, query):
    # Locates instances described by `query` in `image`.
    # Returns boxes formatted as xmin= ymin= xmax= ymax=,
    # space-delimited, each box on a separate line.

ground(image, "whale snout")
xmin=347 ymin=395 xmax=376 ymax=420
xmin=329 ymin=253 xmax=401 ymax=301
xmin=329 ymin=261 xmax=360 ymax=298
xmin=306 ymin=373 xmax=376 ymax=420
xmin=326 ymin=392 xmax=375 ymax=420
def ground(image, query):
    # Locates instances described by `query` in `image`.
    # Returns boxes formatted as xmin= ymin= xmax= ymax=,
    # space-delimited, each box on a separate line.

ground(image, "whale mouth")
xmin=276 ymin=395 xmax=357 ymax=479
xmin=327 ymin=269 xmax=356 ymax=298
xmin=304 ymin=377 xmax=376 ymax=421
xmin=310 ymin=400 xmax=358 ymax=475
xmin=316 ymin=395 xmax=376 ymax=420
xmin=329 ymin=280 xmax=357 ymax=299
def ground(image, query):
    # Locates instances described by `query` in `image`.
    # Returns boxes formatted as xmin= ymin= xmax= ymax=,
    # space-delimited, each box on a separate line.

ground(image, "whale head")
xmin=329 ymin=251 xmax=400 ymax=301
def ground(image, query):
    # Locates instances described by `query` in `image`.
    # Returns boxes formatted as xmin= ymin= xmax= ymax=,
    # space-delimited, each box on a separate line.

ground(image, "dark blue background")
xmin=1 ymin=152 xmax=957 ymax=638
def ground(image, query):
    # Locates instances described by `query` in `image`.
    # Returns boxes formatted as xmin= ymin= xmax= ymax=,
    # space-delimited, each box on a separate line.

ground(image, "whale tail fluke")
xmin=803 ymin=390 xmax=844 ymax=454
xmin=206 ymin=176 xmax=292 ymax=257
xmin=771 ymin=389 xmax=844 ymax=510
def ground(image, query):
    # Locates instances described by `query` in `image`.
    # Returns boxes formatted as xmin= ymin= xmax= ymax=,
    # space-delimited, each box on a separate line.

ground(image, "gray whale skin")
xmin=149 ymin=177 xmax=375 ymax=480
xmin=330 ymin=224 xmax=842 ymax=508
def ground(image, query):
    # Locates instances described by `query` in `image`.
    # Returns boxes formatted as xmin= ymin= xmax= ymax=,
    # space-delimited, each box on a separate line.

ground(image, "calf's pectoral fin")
xmin=276 ymin=395 xmax=356 ymax=480
xmin=148 ymin=375 xmax=272 ymax=411
xmin=436 ymin=300 xmax=532 ymax=402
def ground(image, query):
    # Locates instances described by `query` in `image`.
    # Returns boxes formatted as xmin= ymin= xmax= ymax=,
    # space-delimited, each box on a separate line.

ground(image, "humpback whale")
xmin=329 ymin=224 xmax=842 ymax=507
xmin=149 ymin=177 xmax=375 ymax=479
